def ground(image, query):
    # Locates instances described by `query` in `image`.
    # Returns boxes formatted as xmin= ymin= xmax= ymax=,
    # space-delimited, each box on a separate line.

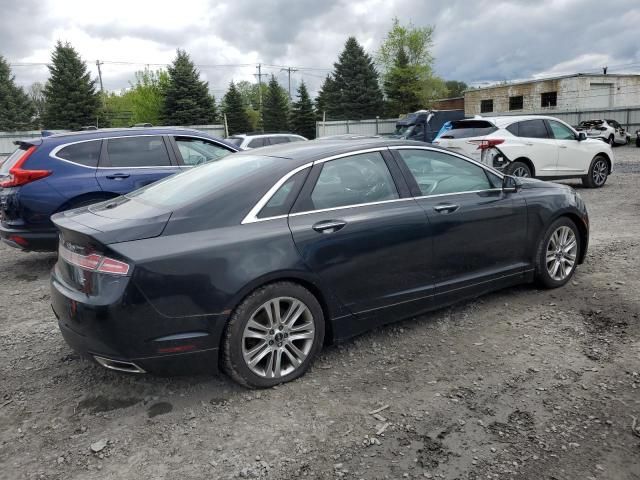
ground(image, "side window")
xmin=547 ymin=120 xmax=576 ymax=140
xmin=247 ymin=138 xmax=266 ymax=148
xmin=56 ymin=140 xmax=101 ymax=167
xmin=506 ymin=123 xmax=519 ymax=136
xmin=397 ymin=149 xmax=492 ymax=196
xmin=174 ymin=137 xmax=232 ymax=166
xmin=258 ymin=169 xmax=308 ymax=218
xmin=288 ymin=136 xmax=305 ymax=143
xmin=269 ymin=136 xmax=290 ymax=145
xmin=106 ymin=136 xmax=171 ymax=167
xmin=309 ymin=152 xmax=398 ymax=210
xmin=517 ymin=120 xmax=549 ymax=139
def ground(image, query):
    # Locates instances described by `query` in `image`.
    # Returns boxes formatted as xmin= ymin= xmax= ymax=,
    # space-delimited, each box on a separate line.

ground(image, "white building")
xmin=464 ymin=73 xmax=640 ymax=116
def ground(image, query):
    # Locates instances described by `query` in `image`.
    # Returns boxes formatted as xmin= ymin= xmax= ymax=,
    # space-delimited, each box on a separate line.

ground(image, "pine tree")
xmin=290 ymin=81 xmax=316 ymax=139
xmin=42 ymin=42 xmax=100 ymax=130
xmin=223 ymin=81 xmax=252 ymax=135
xmin=315 ymin=75 xmax=338 ymax=120
xmin=0 ymin=56 xmax=35 ymax=131
xmin=162 ymin=50 xmax=215 ymax=126
xmin=331 ymin=37 xmax=384 ymax=120
xmin=383 ymin=47 xmax=422 ymax=117
xmin=262 ymin=75 xmax=289 ymax=131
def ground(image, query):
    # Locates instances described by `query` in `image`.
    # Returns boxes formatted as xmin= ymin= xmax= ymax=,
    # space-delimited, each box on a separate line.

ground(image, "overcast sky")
xmin=1 ymin=0 xmax=639 ymax=97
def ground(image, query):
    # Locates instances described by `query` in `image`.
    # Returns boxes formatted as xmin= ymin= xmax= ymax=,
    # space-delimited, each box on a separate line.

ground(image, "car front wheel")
xmin=222 ymin=282 xmax=325 ymax=388
xmin=582 ymin=155 xmax=609 ymax=188
xmin=535 ymin=217 xmax=580 ymax=289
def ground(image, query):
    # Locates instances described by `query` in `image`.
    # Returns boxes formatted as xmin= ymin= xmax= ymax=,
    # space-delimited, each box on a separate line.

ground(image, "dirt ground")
xmin=1 ymin=146 xmax=639 ymax=480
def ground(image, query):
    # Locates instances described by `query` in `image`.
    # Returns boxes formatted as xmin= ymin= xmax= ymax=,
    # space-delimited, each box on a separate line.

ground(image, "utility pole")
xmin=96 ymin=60 xmax=104 ymax=93
xmin=254 ymin=63 xmax=268 ymax=131
xmin=280 ymin=66 xmax=298 ymax=99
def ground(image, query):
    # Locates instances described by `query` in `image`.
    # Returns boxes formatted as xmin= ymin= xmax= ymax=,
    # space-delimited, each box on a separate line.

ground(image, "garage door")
xmin=589 ymin=83 xmax=612 ymax=109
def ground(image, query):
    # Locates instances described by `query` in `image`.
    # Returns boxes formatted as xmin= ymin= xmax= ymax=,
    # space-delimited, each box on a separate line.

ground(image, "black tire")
xmin=506 ymin=161 xmax=532 ymax=178
xmin=608 ymin=135 xmax=615 ymax=147
xmin=534 ymin=217 xmax=580 ymax=289
xmin=222 ymin=282 xmax=325 ymax=388
xmin=636 ymin=137 xmax=640 ymax=148
xmin=581 ymin=155 xmax=609 ymax=188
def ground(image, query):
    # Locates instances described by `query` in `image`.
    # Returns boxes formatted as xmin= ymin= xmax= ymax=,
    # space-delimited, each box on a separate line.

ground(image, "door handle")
xmin=433 ymin=204 xmax=459 ymax=213
xmin=105 ymin=173 xmax=130 ymax=180
xmin=559 ymin=145 xmax=568 ymax=148
xmin=312 ymin=220 xmax=347 ymax=233
xmin=525 ymin=142 xmax=534 ymax=146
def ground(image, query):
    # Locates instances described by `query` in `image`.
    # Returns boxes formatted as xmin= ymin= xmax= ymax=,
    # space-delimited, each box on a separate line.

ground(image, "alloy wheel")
xmin=512 ymin=166 xmax=530 ymax=177
xmin=592 ymin=160 xmax=608 ymax=186
xmin=241 ymin=297 xmax=315 ymax=379
xmin=545 ymin=226 xmax=577 ymax=281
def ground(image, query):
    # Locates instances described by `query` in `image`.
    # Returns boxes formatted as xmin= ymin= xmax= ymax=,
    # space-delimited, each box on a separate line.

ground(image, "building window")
xmin=480 ymin=99 xmax=493 ymax=113
xmin=509 ymin=95 xmax=523 ymax=111
xmin=541 ymin=91 xmax=557 ymax=108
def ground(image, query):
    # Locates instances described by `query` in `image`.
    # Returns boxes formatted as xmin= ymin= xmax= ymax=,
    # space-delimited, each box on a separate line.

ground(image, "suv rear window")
xmin=440 ymin=120 xmax=497 ymax=139
xmin=269 ymin=137 xmax=290 ymax=145
xmin=0 ymin=144 xmax=32 ymax=175
xmin=247 ymin=138 xmax=267 ymax=148
xmin=56 ymin=140 xmax=101 ymax=167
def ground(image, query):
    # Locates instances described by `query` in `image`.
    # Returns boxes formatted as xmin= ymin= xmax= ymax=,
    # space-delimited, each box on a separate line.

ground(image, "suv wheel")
xmin=506 ymin=161 xmax=532 ymax=178
xmin=535 ymin=217 xmax=580 ymax=289
xmin=222 ymin=282 xmax=325 ymax=388
xmin=581 ymin=155 xmax=609 ymax=188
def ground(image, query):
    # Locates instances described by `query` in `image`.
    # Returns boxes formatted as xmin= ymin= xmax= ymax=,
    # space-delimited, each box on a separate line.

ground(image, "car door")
xmin=96 ymin=135 xmax=180 ymax=195
xmin=546 ymin=119 xmax=590 ymax=175
xmin=504 ymin=119 xmax=558 ymax=175
xmin=170 ymin=136 xmax=234 ymax=170
xmin=288 ymin=149 xmax=435 ymax=323
xmin=392 ymin=147 xmax=529 ymax=306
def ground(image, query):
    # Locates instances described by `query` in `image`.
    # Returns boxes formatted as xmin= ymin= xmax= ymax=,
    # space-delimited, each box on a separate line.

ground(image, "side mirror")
xmin=577 ymin=132 xmax=587 ymax=141
xmin=502 ymin=175 xmax=521 ymax=193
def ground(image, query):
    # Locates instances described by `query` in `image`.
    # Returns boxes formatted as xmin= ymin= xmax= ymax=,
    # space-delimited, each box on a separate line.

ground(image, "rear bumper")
xmin=51 ymin=270 xmax=226 ymax=376
xmin=0 ymin=223 xmax=58 ymax=251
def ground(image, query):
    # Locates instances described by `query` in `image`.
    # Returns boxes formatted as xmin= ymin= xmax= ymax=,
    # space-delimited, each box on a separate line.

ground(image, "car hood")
xmin=517 ymin=177 xmax=572 ymax=191
xmin=52 ymin=196 xmax=172 ymax=245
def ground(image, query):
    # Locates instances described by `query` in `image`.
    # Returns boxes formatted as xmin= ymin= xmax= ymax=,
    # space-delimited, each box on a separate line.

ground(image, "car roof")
xmin=231 ymin=138 xmax=446 ymax=165
xmin=232 ymin=133 xmax=305 ymax=139
xmin=460 ymin=115 xmax=570 ymax=128
xmin=40 ymin=127 xmax=237 ymax=149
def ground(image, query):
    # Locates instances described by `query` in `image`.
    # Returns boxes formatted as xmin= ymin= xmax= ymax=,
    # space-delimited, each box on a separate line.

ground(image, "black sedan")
xmin=50 ymin=139 xmax=589 ymax=388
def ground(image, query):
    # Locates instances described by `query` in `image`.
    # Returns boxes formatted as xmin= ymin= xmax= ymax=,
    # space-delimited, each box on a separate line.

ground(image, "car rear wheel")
xmin=506 ymin=161 xmax=532 ymax=178
xmin=222 ymin=282 xmax=325 ymax=388
xmin=581 ymin=155 xmax=608 ymax=188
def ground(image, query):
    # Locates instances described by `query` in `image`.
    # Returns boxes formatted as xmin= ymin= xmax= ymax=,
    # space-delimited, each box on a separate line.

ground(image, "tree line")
xmin=0 ymin=18 xmax=467 ymax=138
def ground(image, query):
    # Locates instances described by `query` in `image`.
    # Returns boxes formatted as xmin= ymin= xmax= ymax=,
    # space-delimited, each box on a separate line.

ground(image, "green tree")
xmin=290 ymin=81 xmax=315 ymax=139
xmin=128 ymin=68 xmax=169 ymax=125
xmin=444 ymin=80 xmax=468 ymax=97
xmin=162 ymin=49 xmax=215 ymax=125
xmin=315 ymin=75 xmax=338 ymax=120
xmin=42 ymin=41 xmax=100 ymax=129
xmin=0 ymin=56 xmax=35 ymax=130
xmin=223 ymin=81 xmax=252 ymax=135
xmin=383 ymin=47 xmax=422 ymax=117
xmin=331 ymin=37 xmax=383 ymax=120
xmin=262 ymin=75 xmax=289 ymax=131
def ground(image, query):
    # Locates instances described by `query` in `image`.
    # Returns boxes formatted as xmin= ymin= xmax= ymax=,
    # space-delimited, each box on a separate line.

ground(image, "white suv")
xmin=575 ymin=119 xmax=630 ymax=146
xmin=226 ymin=133 xmax=308 ymax=150
xmin=433 ymin=115 xmax=614 ymax=188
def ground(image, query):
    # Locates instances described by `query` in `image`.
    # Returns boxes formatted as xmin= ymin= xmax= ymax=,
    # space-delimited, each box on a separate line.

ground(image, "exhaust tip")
xmin=93 ymin=355 xmax=146 ymax=374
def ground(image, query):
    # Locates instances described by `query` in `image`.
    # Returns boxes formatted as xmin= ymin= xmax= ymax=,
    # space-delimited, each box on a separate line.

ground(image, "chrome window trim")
xmin=241 ymin=146 xmax=508 ymax=224
xmin=240 ymin=162 xmax=313 ymax=224
xmin=49 ymin=134 xmax=231 ymax=169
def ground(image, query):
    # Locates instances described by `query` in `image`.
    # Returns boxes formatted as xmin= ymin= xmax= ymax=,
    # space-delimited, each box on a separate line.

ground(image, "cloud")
xmin=1 ymin=0 xmax=638 ymax=98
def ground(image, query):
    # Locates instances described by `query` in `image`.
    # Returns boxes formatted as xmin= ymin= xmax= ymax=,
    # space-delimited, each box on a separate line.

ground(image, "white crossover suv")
xmin=433 ymin=115 xmax=614 ymax=188
xmin=226 ymin=133 xmax=308 ymax=150
xmin=575 ymin=119 xmax=630 ymax=146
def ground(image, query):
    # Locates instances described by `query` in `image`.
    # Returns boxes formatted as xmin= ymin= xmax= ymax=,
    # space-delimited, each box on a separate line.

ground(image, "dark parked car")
xmin=50 ymin=138 xmax=589 ymax=388
xmin=0 ymin=127 xmax=237 ymax=251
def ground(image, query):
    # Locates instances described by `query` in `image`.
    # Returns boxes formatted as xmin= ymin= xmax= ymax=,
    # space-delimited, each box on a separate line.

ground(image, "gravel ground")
xmin=1 ymin=146 xmax=639 ymax=480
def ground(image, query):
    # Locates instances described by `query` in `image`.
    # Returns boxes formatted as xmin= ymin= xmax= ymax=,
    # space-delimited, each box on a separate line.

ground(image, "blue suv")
xmin=0 ymin=127 xmax=238 ymax=251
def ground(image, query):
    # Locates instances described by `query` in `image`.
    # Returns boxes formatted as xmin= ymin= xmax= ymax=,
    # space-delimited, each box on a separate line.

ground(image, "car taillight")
xmin=59 ymin=244 xmax=130 ymax=276
xmin=0 ymin=146 xmax=51 ymax=188
xmin=468 ymin=139 xmax=505 ymax=150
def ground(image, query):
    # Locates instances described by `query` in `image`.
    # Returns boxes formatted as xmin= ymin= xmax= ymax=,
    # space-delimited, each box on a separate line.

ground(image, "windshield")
xmin=226 ymin=137 xmax=243 ymax=146
xmin=393 ymin=125 xmax=414 ymax=137
xmin=126 ymin=154 xmax=280 ymax=209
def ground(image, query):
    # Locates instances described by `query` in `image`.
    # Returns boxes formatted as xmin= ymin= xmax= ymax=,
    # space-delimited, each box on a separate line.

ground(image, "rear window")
xmin=0 ymin=143 xmax=37 ymax=176
xmin=56 ymin=140 xmax=101 ymax=167
xmin=226 ymin=137 xmax=243 ymax=147
xmin=515 ymin=119 xmax=549 ymax=139
xmin=440 ymin=120 xmax=497 ymax=139
xmin=269 ymin=136 xmax=290 ymax=145
xmin=127 ymin=154 xmax=281 ymax=209
xmin=247 ymin=138 xmax=267 ymax=148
